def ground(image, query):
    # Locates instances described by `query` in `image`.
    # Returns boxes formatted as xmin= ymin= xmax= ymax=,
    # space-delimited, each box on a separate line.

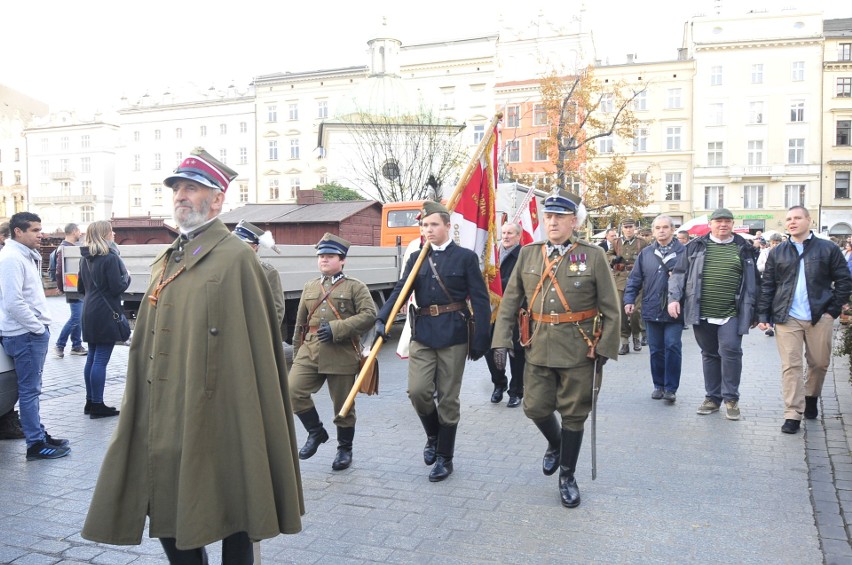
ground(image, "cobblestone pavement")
xmin=1 ymin=296 xmax=850 ymax=564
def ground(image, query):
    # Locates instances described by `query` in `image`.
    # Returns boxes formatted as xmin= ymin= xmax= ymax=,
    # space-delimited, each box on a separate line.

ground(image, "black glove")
xmin=611 ymin=255 xmax=625 ymax=265
xmin=492 ymin=348 xmax=508 ymax=372
xmin=470 ymin=346 xmax=488 ymax=361
xmin=317 ymin=321 xmax=333 ymax=343
xmin=596 ymin=355 xmax=608 ymax=367
xmin=374 ymin=320 xmax=390 ymax=342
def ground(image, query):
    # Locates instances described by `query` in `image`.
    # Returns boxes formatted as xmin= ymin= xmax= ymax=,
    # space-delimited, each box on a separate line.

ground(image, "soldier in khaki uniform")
xmin=290 ymin=233 xmax=376 ymax=471
xmin=608 ymin=219 xmax=646 ymax=354
xmin=492 ymin=190 xmax=620 ymax=508
xmin=233 ymin=220 xmax=285 ymax=329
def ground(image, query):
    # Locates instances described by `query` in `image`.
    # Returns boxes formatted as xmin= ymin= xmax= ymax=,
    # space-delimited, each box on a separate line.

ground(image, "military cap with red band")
xmin=164 ymin=147 xmax=238 ymax=192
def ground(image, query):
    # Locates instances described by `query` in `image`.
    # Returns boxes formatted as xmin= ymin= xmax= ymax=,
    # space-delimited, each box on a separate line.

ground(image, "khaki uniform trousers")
xmin=289 ymin=362 xmax=357 ymax=428
xmin=775 ymin=315 xmax=834 ymax=421
xmin=523 ymin=360 xmax=597 ymax=431
xmin=407 ymin=340 xmax=467 ymax=426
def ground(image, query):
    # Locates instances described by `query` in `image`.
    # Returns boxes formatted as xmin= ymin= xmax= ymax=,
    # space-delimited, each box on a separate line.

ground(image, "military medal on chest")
xmin=569 ymin=254 xmax=579 ymax=272
xmin=578 ymin=253 xmax=587 ymax=272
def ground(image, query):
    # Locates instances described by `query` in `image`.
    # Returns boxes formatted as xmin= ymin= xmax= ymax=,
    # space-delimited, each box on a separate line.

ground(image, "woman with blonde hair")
xmin=78 ymin=221 xmax=131 ymax=418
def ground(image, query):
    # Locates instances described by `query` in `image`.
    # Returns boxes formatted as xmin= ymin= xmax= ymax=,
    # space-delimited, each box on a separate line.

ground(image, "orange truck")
xmin=379 ymin=200 xmax=425 ymax=248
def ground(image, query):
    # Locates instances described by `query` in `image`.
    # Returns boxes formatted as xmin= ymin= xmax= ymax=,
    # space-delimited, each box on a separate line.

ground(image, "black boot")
xmin=84 ymin=400 xmax=92 ymax=415
xmin=418 ymin=410 xmax=440 ymax=465
xmin=296 ymin=408 xmax=329 ymax=460
xmin=332 ymin=426 xmax=354 ymax=471
xmin=558 ymin=429 xmax=584 ymax=508
xmin=429 ymin=424 xmax=457 ymax=482
xmin=0 ymin=410 xmax=24 ymax=440
xmin=89 ymin=403 xmax=120 ymax=419
xmin=533 ymin=414 xmax=561 ymax=476
xmin=804 ymin=396 xmax=819 ymax=420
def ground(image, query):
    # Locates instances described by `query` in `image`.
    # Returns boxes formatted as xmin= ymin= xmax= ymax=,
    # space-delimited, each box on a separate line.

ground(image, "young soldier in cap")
xmin=608 ymin=219 xmax=646 ymax=354
xmin=289 ymin=233 xmax=376 ymax=470
xmin=492 ymin=190 xmax=620 ymax=508
xmin=375 ymin=201 xmax=491 ymax=482
xmin=233 ymin=220 xmax=286 ymax=331
xmin=82 ymin=148 xmax=304 ymax=563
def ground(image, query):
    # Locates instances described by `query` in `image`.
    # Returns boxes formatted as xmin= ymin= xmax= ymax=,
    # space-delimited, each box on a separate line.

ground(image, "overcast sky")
xmin=3 ymin=0 xmax=843 ymax=111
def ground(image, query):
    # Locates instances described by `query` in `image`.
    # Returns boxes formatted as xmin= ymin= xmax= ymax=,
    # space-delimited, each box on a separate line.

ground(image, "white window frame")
xmin=239 ymin=147 xmax=248 ymax=165
xmin=533 ymin=139 xmax=548 ymax=161
xmin=747 ymin=140 xmax=764 ymax=166
xmin=707 ymin=142 xmax=724 ymax=166
xmin=317 ymin=100 xmax=328 ymax=119
xmin=784 ymin=184 xmax=806 ymax=207
xmin=81 ymin=157 xmax=91 ymax=173
xmin=790 ymin=100 xmax=805 ymax=122
xmin=290 ymin=139 xmax=300 ymax=160
xmin=597 ymin=135 xmax=613 ymax=154
xmin=787 ymin=139 xmax=805 ymax=164
xmin=664 ymin=172 xmax=682 ymax=201
xmin=751 ymin=64 xmax=763 ymax=84
xmin=743 ymin=185 xmax=764 ymax=209
xmin=748 ymin=101 xmax=764 ymax=124
xmin=506 ymin=105 xmax=520 ymax=128
xmin=533 ymin=104 xmax=547 ymax=126
xmin=791 ymin=61 xmax=805 ymax=82
xmin=269 ymin=179 xmax=280 ymax=200
xmin=710 ymin=66 xmax=723 ymax=86
xmin=709 ymin=103 xmax=724 ymax=126
xmin=506 ymin=139 xmax=520 ymax=162
xmin=288 ymin=103 xmax=298 ymax=121
xmin=599 ymin=93 xmax=614 ymax=114
xmin=268 ymin=140 xmax=278 ymax=161
xmin=665 ymin=126 xmax=682 ymax=151
xmin=633 ymin=90 xmax=647 ymax=111
xmin=268 ymin=105 xmax=277 ymax=122
xmin=633 ymin=127 xmax=648 ymax=152
xmin=704 ymin=185 xmax=724 ymax=209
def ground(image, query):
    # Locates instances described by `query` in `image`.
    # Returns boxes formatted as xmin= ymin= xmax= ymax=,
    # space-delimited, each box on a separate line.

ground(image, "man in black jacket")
xmin=757 ymin=206 xmax=852 ymax=434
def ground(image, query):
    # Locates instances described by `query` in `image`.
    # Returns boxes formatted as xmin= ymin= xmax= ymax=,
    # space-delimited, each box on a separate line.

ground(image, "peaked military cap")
xmin=164 ymin=147 xmax=238 ymax=192
xmin=315 ymin=232 xmax=350 ymax=257
xmin=420 ymin=201 xmax=449 ymax=218
xmin=620 ymin=218 xmax=636 ymax=227
xmin=543 ymin=189 xmax=579 ymax=215
xmin=233 ymin=220 xmax=265 ymax=245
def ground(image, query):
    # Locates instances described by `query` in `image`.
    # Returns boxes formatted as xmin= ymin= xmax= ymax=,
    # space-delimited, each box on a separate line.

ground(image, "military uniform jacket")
xmin=608 ymin=237 xmax=645 ymax=291
xmin=378 ymin=241 xmax=491 ymax=352
xmin=493 ymin=239 xmax=621 ymax=368
xmin=260 ymin=260 xmax=286 ymax=333
xmin=292 ymin=274 xmax=376 ymax=375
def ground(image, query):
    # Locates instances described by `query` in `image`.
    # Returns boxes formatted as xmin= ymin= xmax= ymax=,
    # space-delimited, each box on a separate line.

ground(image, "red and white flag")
xmin=517 ymin=194 xmax=543 ymax=245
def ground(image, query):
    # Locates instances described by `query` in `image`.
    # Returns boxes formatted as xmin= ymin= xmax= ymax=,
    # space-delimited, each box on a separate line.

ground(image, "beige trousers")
xmin=774 ymin=315 xmax=834 ymax=421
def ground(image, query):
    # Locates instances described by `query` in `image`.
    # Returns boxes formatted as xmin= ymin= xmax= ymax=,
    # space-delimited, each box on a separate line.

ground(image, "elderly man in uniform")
xmin=608 ymin=219 xmax=646 ymax=354
xmin=492 ymin=190 xmax=619 ymax=508
xmin=375 ymin=201 xmax=491 ymax=482
xmin=82 ymin=148 xmax=304 ymax=564
xmin=290 ymin=233 xmax=376 ymax=471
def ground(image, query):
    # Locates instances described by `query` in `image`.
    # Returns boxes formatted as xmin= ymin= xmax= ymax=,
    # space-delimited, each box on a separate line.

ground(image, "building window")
xmin=707 ymin=142 xmax=724 ymax=166
xmin=319 ymin=174 xmax=328 ymax=185
xmin=633 ymin=90 xmax=647 ymax=111
xmin=40 ymin=160 xmax=49 ymax=175
xmin=787 ymin=139 xmax=805 ymax=164
xmin=290 ymin=139 xmax=300 ymax=160
xmin=666 ymin=126 xmax=682 ymax=151
xmin=220 ymin=124 xmax=227 ymax=135
xmin=290 ymin=177 xmax=301 ymax=198
xmin=176 ymin=127 xmax=183 ymax=139
xmin=14 ymin=148 xmax=19 ymax=161
xmin=709 ymin=103 xmax=724 ymax=126
xmin=133 ymin=131 xmax=140 ymax=142
xmin=61 ymin=136 xmax=69 ymax=150
xmin=239 ymin=147 xmax=247 ymax=165
xmin=710 ymin=66 xmax=722 ymax=86
xmin=506 ymin=105 xmax=520 ymax=128
xmin=239 ymin=183 xmax=249 ymax=203
xmin=41 ymin=138 xmax=48 ymax=151
xmin=791 ymin=61 xmax=805 ymax=82
xmin=219 ymin=149 xmax=227 ymax=164
xmin=743 ymin=185 xmax=764 ymax=209
xmin=60 ymin=158 xmax=69 ymax=172
xmin=837 ymin=120 xmax=851 ymax=146
xmin=748 ymin=140 xmax=764 ymax=165
xmin=600 ymin=93 xmax=614 ymax=113
xmin=288 ymin=103 xmax=298 ymax=121
xmin=666 ymin=88 xmax=682 ymax=109
xmin=533 ymin=139 xmax=548 ymax=161
xmin=597 ymin=135 xmax=613 ymax=154
xmin=840 ymin=44 xmax=852 ymax=62
xmin=153 ymin=184 xmax=162 ymax=205
xmin=440 ymin=88 xmax=455 ymax=110
xmin=154 ymin=129 xmax=161 ymax=140
xmin=704 ymin=185 xmax=724 ymax=209
xmin=473 ymin=124 xmax=484 ymax=144
xmin=664 ymin=172 xmax=682 ymax=201
xmin=133 ymin=155 xmax=141 ymax=171
xmin=13 ymin=170 xmax=20 ymax=184
xmin=506 ymin=139 xmax=520 ymax=162
xmin=839 ymin=78 xmax=852 ymax=98
xmin=748 ymin=101 xmax=763 ymax=124
xmin=81 ymin=135 xmax=90 ymax=148
xmin=268 ymin=140 xmax=278 ymax=161
xmin=269 ymin=179 xmax=279 ymax=200
xmin=633 ymin=127 xmax=648 ymax=152
xmin=60 ymin=182 xmax=70 ymax=195
xmin=317 ymin=100 xmax=328 ymax=119
xmin=175 ymin=152 xmax=183 ymax=165
xmin=533 ymin=104 xmax=547 ymax=126
xmin=751 ymin=64 xmax=763 ymax=84
xmin=790 ymin=100 xmax=804 ymax=122
xmin=785 ymin=184 xmax=805 ymax=207
xmin=200 ymin=125 xmax=207 ymax=137
xmin=81 ymin=181 xmax=92 ymax=195
xmin=239 ymin=122 xmax=247 ymax=133
xmin=151 ymin=153 xmax=160 ymax=170
xmin=81 ymin=157 xmax=91 ymax=173
xmin=835 ymin=171 xmax=850 ymax=199
xmin=131 ymin=185 xmax=142 ymax=207
xmin=268 ymin=105 xmax=277 ymax=122
xmin=81 ymin=206 xmax=94 ymax=223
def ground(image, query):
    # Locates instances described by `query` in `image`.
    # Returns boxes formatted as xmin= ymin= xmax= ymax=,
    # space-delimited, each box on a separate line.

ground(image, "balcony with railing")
xmin=51 ymin=171 xmax=76 ymax=180
xmin=30 ymin=194 xmax=97 ymax=205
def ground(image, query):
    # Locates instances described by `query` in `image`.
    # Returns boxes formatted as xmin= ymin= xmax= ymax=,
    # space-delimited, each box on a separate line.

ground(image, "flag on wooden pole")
xmin=516 ymin=191 xmax=543 ymax=245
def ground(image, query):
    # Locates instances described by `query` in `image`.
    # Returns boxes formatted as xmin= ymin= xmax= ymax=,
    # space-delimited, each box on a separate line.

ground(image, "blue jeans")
xmin=84 ymin=343 xmax=115 ymax=404
xmin=645 ymin=321 xmax=683 ymax=392
xmin=56 ymin=300 xmax=82 ymax=349
xmin=692 ymin=318 xmax=743 ymax=403
xmin=1 ymin=329 xmax=49 ymax=447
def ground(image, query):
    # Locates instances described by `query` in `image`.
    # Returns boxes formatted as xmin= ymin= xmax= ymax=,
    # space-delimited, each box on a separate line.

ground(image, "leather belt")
xmin=416 ymin=302 xmax=466 ymax=317
xmin=531 ymin=308 xmax=598 ymax=324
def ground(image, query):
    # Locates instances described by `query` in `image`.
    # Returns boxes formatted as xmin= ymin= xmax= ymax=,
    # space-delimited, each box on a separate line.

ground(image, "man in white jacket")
xmin=0 ymin=212 xmax=70 ymax=460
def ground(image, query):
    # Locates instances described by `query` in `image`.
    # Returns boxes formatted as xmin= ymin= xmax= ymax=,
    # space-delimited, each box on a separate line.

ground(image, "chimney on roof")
xmin=296 ymin=189 xmax=324 ymax=205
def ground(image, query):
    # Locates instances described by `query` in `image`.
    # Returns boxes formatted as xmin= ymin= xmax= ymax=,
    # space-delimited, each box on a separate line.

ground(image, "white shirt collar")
xmin=432 ymin=239 xmax=452 ymax=252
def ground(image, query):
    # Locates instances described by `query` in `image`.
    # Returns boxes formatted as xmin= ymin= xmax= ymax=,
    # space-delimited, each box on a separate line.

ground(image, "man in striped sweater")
xmin=667 ymin=208 xmax=760 ymax=421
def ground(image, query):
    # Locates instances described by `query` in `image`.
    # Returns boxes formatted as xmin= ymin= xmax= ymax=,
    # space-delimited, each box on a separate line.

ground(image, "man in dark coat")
xmin=82 ymin=149 xmax=303 ymax=563
xmin=485 ymin=221 xmax=525 ymax=407
xmin=375 ymin=201 xmax=491 ymax=482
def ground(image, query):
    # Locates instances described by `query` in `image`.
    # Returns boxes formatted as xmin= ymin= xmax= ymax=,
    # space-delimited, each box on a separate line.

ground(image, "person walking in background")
xmin=624 ymin=215 xmax=685 ymax=402
xmin=53 ymin=223 xmax=87 ymax=359
xmin=0 ymin=212 xmax=70 ymax=460
xmin=757 ymin=206 xmax=852 ymax=434
xmin=599 ymin=228 xmax=617 ymax=252
xmin=676 ymin=230 xmax=690 ymax=246
xmin=608 ymin=219 xmax=646 ymax=354
xmin=668 ymin=208 xmax=760 ymax=421
xmin=78 ymin=220 xmax=131 ymax=419
xmin=757 ymin=233 xmax=783 ymax=337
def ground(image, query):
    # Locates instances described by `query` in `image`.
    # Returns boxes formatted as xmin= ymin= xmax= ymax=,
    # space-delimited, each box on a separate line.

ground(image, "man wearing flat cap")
xmin=82 ymin=148 xmax=304 ymax=564
xmin=608 ymin=218 xmax=647 ymax=354
xmin=668 ymin=208 xmax=760 ymax=422
xmin=376 ymin=201 xmax=491 ymax=482
xmin=289 ymin=233 xmax=375 ymax=471
xmin=492 ymin=189 xmax=619 ymax=508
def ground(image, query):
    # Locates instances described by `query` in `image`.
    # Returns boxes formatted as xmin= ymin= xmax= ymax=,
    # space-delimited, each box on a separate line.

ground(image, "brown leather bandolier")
xmin=298 ymin=277 xmax=346 ymax=343
xmin=612 ymin=237 xmax=644 ymax=272
xmin=324 ymin=285 xmax=379 ymax=395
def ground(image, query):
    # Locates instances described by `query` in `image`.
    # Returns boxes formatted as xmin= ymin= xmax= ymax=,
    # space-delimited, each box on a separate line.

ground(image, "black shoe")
xmin=663 ymin=391 xmax=677 ymax=403
xmin=632 ymin=337 xmax=641 ymax=352
xmin=651 ymin=388 xmax=664 ymax=400
xmin=84 ymin=400 xmax=92 ymax=415
xmin=429 ymin=456 xmax=454 ymax=482
xmin=641 ymin=335 xmax=648 ymax=346
xmin=490 ymin=386 xmax=507 ymax=404
xmin=781 ymin=419 xmax=801 ymax=434
xmin=534 ymin=415 xmax=561 ymax=476
xmin=558 ymin=429 xmax=583 ymax=508
xmin=618 ymin=344 xmax=629 ymax=355
xmin=332 ymin=427 xmax=354 ymax=471
xmin=804 ymin=396 xmax=819 ymax=420
xmin=26 ymin=441 xmax=70 ymax=460
xmin=89 ymin=403 xmax=120 ymax=419
xmin=765 ymin=329 xmax=775 ymax=337
xmin=44 ymin=432 xmax=69 ymax=447
xmin=418 ymin=411 xmax=440 ymax=465
xmin=428 ymin=424 xmax=457 ymax=482
xmin=507 ymin=396 xmax=521 ymax=408
xmin=296 ymin=408 xmax=329 ymax=460
xmin=0 ymin=410 xmax=25 ymax=440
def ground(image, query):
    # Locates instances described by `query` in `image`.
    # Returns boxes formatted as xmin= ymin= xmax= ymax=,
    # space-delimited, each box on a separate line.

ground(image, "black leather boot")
xmin=429 ymin=424 xmax=457 ymax=482
xmin=332 ymin=426 xmax=354 ymax=471
xmin=533 ymin=414 xmax=561 ymax=476
xmin=418 ymin=410 xmax=440 ymax=465
xmin=804 ymin=396 xmax=819 ymax=420
xmin=89 ymin=403 xmax=120 ymax=419
xmin=558 ymin=429 xmax=584 ymax=508
xmin=0 ymin=410 xmax=24 ymax=440
xmin=296 ymin=407 xmax=329 ymax=460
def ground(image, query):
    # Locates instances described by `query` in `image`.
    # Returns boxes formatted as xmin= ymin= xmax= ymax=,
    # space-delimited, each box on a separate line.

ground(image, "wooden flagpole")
xmin=338 ymin=112 xmax=503 ymax=418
